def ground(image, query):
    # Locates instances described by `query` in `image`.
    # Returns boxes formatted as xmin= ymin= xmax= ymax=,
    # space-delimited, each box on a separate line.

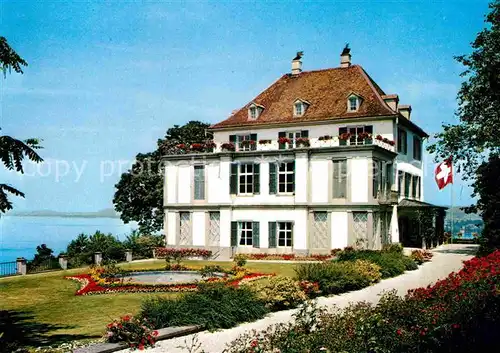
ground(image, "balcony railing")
xmin=217 ymin=136 xmax=396 ymax=153
xmin=176 ymin=136 xmax=396 ymax=155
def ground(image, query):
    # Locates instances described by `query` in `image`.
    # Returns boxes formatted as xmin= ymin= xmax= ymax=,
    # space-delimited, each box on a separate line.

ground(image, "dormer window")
xmin=295 ymin=102 xmax=303 ymax=116
xmin=348 ymin=96 xmax=359 ymax=111
xmin=249 ymin=106 xmax=257 ymax=119
xmin=293 ymin=99 xmax=309 ymax=117
xmin=247 ymin=103 xmax=264 ymax=120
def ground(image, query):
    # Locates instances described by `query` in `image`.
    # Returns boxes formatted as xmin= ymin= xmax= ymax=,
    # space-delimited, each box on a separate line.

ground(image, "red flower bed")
xmin=155 ymin=248 xmax=212 ymax=259
xmin=241 ymin=253 xmax=331 ymax=261
xmin=66 ymin=272 xmax=271 ymax=296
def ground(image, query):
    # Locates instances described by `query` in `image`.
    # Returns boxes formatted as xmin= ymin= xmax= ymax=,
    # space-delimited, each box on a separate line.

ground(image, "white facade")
xmin=163 ymin=117 xmax=425 ymax=257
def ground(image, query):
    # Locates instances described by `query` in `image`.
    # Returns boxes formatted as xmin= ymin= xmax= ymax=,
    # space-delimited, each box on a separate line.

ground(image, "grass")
xmin=0 ymin=259 xmax=297 ymax=346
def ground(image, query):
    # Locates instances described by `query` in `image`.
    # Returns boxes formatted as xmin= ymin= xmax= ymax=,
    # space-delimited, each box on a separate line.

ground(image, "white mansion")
xmin=163 ymin=48 xmax=445 ymax=258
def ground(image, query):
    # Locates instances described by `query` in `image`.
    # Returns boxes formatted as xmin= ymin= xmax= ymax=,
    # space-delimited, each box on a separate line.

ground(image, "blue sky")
xmin=0 ymin=0 xmax=491 ymax=211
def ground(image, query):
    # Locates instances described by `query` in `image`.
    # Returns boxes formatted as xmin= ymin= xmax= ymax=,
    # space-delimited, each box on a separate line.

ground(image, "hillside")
xmin=8 ymin=208 xmax=120 ymax=219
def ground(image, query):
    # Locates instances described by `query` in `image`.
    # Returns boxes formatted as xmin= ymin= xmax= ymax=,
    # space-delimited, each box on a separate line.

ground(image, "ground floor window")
xmin=353 ymin=211 xmax=368 ymax=248
xmin=277 ymin=222 xmax=293 ymax=247
xmin=238 ymin=221 xmax=253 ymax=246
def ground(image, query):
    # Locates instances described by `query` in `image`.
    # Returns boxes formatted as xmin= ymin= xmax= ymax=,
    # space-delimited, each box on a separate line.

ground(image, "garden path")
xmin=120 ymin=244 xmax=477 ymax=353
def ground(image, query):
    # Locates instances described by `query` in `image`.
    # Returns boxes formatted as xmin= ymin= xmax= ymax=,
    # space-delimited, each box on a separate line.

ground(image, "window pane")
xmin=279 ymin=174 xmax=286 ymax=183
xmin=279 ymin=184 xmax=285 ymax=193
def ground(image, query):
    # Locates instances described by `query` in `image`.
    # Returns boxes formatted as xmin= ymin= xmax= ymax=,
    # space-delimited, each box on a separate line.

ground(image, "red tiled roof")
xmin=210 ymin=65 xmax=397 ymax=129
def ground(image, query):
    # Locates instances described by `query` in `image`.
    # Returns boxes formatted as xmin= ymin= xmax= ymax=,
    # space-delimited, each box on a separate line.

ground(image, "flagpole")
xmin=450 ymin=179 xmax=454 ymax=245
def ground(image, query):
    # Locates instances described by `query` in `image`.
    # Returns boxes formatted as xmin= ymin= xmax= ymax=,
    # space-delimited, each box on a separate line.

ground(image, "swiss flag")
xmin=435 ymin=157 xmax=453 ymax=190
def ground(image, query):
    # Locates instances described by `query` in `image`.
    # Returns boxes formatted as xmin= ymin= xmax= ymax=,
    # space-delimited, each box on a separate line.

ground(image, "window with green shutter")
xmin=253 ymin=163 xmax=260 ymax=194
xmin=250 ymin=133 xmax=257 ymax=151
xmin=268 ymin=222 xmax=277 ymax=248
xmin=269 ymin=163 xmax=277 ymax=194
xmin=231 ymin=221 xmax=238 ymax=246
xmin=230 ymin=163 xmax=238 ymax=194
xmin=252 ymin=222 xmax=260 ymax=248
xmin=278 ymin=131 xmax=286 ymax=150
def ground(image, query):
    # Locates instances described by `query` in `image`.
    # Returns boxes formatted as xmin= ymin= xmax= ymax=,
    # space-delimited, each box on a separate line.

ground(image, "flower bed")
xmin=237 ymin=253 xmax=331 ymax=261
xmin=65 ymin=268 xmax=272 ymax=296
xmin=155 ymin=247 xmax=212 ymax=259
xmin=225 ymin=250 xmax=500 ymax=353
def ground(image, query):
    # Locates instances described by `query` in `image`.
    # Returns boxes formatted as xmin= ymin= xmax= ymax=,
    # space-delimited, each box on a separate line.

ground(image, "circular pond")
xmin=124 ymin=271 xmax=222 ymax=284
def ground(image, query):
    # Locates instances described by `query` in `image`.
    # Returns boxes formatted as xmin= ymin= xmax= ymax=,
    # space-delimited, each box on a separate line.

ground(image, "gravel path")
xmin=119 ymin=244 xmax=477 ymax=353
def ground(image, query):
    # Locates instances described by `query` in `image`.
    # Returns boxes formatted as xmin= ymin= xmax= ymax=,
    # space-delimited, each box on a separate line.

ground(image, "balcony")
xmin=174 ymin=135 xmax=396 ymax=155
xmin=217 ymin=135 xmax=396 ymax=153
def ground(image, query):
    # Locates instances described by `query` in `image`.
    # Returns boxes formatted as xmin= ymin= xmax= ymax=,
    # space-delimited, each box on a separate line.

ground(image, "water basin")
xmin=124 ymin=271 xmax=222 ymax=284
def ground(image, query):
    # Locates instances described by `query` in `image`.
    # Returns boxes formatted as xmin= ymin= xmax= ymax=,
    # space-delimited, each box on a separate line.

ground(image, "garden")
xmin=66 ymin=245 xmax=433 ymax=350
xmin=226 ymin=249 xmax=500 ymax=353
xmin=0 ymin=242 xmax=433 ymax=352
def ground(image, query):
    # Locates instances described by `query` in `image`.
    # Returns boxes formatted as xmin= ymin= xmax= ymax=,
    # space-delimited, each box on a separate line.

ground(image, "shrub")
xmin=410 ymin=249 xmax=433 ymax=264
xmin=198 ymin=265 xmax=225 ymax=278
xmin=233 ymin=254 xmax=248 ymax=267
xmin=295 ymin=260 xmax=380 ymax=294
xmin=140 ymin=282 xmax=268 ymax=330
xmin=123 ymin=231 xmax=164 ymax=259
xmin=155 ymin=248 xmax=212 ymax=263
xmin=27 ymin=244 xmax=60 ymax=272
xmin=401 ymin=256 xmax=418 ymax=271
xmin=106 ymin=315 xmax=157 ymax=350
xmin=243 ymin=276 xmax=308 ymax=310
xmin=336 ymin=249 xmax=408 ymax=278
xmin=382 ymin=243 xmax=403 ymax=254
xmin=65 ymin=231 xmax=125 ymax=267
xmin=226 ymin=250 xmax=500 ymax=353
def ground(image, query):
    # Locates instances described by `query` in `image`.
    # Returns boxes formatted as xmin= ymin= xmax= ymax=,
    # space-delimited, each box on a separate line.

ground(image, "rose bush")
xmin=106 ymin=315 xmax=158 ymax=350
xmin=225 ymin=250 xmax=500 ymax=353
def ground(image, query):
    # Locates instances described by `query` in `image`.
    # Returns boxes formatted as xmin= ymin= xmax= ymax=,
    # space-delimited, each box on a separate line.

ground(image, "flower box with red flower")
xmin=258 ymin=139 xmax=272 ymax=145
xmin=204 ymin=141 xmax=216 ymax=152
xmin=220 ymin=142 xmax=235 ymax=151
xmin=376 ymin=134 xmax=384 ymax=141
xmin=240 ymin=140 xmax=256 ymax=147
xmin=318 ymin=135 xmax=332 ymax=141
xmin=278 ymin=137 xmax=291 ymax=145
xmin=339 ymin=132 xmax=351 ymax=145
xmin=176 ymin=143 xmax=187 ymax=150
xmin=358 ymin=132 xmax=372 ymax=144
xmin=190 ymin=143 xmax=205 ymax=152
xmin=296 ymin=137 xmax=310 ymax=147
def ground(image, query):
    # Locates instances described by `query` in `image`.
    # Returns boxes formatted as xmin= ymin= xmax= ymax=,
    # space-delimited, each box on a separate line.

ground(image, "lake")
xmin=0 ymin=216 xmax=138 ymax=263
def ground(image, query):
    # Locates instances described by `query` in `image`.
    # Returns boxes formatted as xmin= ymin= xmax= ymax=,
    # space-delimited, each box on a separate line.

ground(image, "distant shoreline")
xmin=6 ymin=214 xmax=120 ymax=219
xmin=5 ymin=208 xmax=120 ymax=219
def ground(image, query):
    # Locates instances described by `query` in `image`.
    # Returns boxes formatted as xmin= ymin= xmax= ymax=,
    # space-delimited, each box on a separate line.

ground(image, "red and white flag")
xmin=435 ymin=157 xmax=453 ymax=190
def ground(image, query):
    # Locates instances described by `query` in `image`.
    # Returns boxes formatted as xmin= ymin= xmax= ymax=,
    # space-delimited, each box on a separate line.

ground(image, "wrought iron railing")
xmin=0 ymin=261 xmax=17 ymax=277
xmin=26 ymin=258 xmax=61 ymax=274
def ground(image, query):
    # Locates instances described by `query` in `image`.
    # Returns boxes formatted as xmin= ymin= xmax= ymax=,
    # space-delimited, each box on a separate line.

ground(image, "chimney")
xmin=382 ymin=94 xmax=399 ymax=111
xmin=340 ymin=44 xmax=351 ymax=68
xmin=398 ymin=104 xmax=412 ymax=119
xmin=291 ymin=51 xmax=303 ymax=75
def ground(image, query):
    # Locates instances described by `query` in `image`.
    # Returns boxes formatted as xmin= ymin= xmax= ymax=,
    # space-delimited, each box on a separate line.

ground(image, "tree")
xmin=473 ymin=155 xmax=500 ymax=255
xmin=427 ymin=2 xmax=500 ymax=252
xmin=113 ymin=121 xmax=210 ymax=233
xmin=0 ymin=37 xmax=43 ymax=212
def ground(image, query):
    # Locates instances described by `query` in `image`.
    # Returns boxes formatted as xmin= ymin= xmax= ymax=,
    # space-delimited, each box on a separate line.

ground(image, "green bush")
xmin=226 ymin=251 xmax=500 ymax=353
xmin=140 ymin=282 xmax=269 ymax=330
xmin=295 ymin=260 xmax=380 ymax=294
xmin=382 ymin=243 xmax=404 ymax=254
xmin=65 ymin=231 xmax=125 ymax=267
xmin=336 ymin=249 xmax=409 ymax=278
xmin=243 ymin=276 xmax=307 ymax=310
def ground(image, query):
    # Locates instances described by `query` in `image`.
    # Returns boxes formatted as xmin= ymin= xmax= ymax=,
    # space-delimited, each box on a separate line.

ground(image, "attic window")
xmin=248 ymin=103 xmax=263 ymax=120
xmin=249 ymin=106 xmax=258 ymax=119
xmin=294 ymin=102 xmax=303 ymax=116
xmin=348 ymin=96 xmax=360 ymax=112
xmin=293 ymin=99 xmax=309 ymax=117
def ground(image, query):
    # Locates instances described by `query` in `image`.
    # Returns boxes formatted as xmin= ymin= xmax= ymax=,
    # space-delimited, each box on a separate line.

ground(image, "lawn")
xmin=0 ymin=260 xmax=297 ymax=347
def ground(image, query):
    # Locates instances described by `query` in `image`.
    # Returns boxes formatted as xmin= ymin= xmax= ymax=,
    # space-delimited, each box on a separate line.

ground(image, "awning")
xmin=398 ymin=198 xmax=448 ymax=210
